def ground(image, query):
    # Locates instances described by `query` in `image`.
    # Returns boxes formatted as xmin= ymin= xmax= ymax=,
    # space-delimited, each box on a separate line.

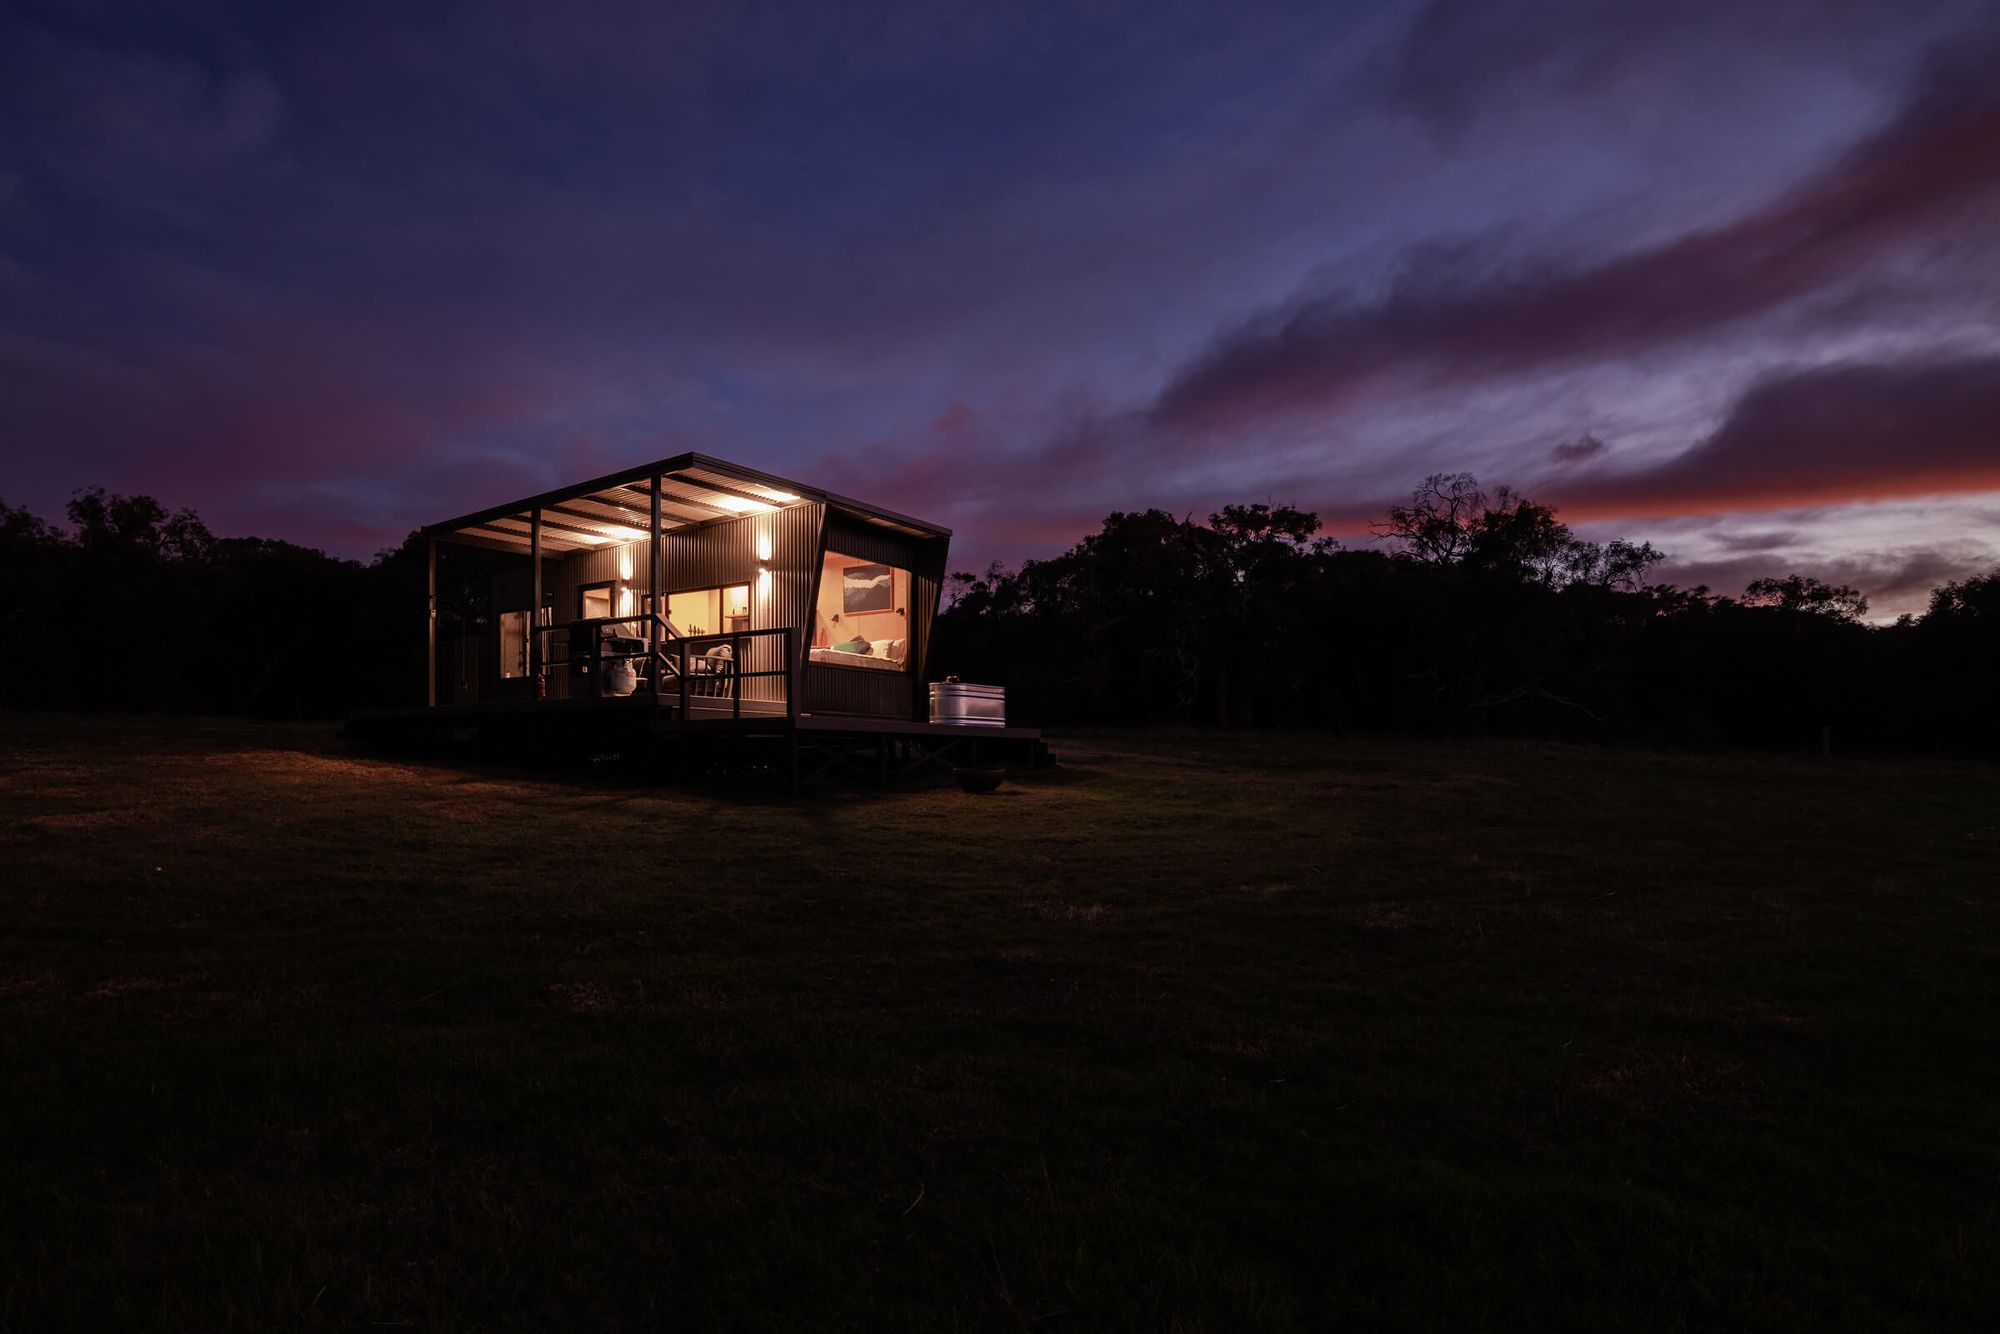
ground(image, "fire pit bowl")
xmin=953 ymin=764 xmax=1007 ymax=794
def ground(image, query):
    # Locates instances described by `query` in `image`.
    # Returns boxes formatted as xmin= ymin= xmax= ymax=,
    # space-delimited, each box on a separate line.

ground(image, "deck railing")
xmin=536 ymin=615 xmax=791 ymax=718
xmin=662 ymin=628 xmax=792 ymax=720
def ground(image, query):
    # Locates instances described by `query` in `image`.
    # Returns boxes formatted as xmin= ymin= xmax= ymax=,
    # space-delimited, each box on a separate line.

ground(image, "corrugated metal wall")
xmin=905 ymin=536 xmax=949 ymax=715
xmin=551 ymin=546 xmax=630 ymax=613
xmin=821 ymin=517 xmax=918 ymax=569
xmin=660 ymin=501 xmax=825 ymax=706
xmin=802 ymin=664 xmax=916 ymax=717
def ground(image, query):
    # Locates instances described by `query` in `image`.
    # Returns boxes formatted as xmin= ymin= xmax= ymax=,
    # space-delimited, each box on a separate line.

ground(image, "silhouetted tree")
xmin=0 ymin=488 xmax=416 ymax=716
xmin=1905 ymin=568 xmax=2000 ymax=750
xmin=1374 ymin=472 xmax=1487 ymax=565
xmin=1742 ymin=574 xmax=1870 ymax=621
xmin=935 ymin=478 xmax=1994 ymax=751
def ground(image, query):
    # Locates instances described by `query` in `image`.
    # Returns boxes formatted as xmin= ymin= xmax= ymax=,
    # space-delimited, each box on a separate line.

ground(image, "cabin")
xmin=348 ymin=453 xmax=1040 ymax=783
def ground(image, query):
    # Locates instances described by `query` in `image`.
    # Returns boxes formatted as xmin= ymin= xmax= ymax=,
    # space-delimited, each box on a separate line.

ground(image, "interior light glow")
xmin=712 ymin=495 xmax=771 ymax=514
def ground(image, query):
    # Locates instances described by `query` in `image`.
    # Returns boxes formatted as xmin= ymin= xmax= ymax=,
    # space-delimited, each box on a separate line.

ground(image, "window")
xmin=811 ymin=550 xmax=911 ymax=672
xmin=665 ymin=584 xmax=750 ymax=638
xmin=498 ymin=610 xmax=530 ymax=679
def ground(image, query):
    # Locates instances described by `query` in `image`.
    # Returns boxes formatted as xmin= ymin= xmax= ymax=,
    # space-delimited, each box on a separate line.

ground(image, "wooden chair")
xmin=690 ymin=644 xmax=736 ymax=698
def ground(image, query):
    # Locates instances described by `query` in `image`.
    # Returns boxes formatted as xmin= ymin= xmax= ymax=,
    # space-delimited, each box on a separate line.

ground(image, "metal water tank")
xmin=929 ymin=681 xmax=1006 ymax=727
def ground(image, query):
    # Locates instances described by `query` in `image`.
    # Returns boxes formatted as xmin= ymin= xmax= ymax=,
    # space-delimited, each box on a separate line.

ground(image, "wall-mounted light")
xmin=617 ymin=547 xmax=634 ymax=582
xmin=757 ymin=566 xmax=773 ymax=597
xmin=755 ymin=533 xmax=773 ymax=563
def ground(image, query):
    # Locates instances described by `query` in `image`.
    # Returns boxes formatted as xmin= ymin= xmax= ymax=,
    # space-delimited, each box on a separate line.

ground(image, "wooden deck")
xmin=343 ymin=697 xmax=1046 ymax=789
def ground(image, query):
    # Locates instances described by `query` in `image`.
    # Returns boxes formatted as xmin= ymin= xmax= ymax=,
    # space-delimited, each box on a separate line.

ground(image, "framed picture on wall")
xmin=842 ymin=563 xmax=894 ymax=613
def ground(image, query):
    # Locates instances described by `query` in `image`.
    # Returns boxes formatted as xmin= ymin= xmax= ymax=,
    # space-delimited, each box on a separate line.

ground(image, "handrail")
xmin=665 ymin=627 xmax=791 ymax=720
xmin=534 ymin=616 xmax=790 ymax=717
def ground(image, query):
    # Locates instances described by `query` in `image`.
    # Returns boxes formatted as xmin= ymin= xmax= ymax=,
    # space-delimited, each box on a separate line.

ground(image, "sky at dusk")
xmin=3 ymin=0 xmax=1998 ymax=616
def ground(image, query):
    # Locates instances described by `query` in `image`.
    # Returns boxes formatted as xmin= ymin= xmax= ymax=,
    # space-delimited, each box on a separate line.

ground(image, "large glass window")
xmin=666 ymin=584 xmax=750 ymax=638
xmin=811 ymin=551 xmax=911 ymax=672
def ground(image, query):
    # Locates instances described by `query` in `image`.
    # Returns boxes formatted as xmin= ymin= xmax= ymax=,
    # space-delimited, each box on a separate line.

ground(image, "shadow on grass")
xmin=324 ymin=731 xmax=1090 ymax=808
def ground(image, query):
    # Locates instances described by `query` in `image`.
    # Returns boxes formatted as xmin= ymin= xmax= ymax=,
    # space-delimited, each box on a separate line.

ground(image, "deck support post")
xmin=648 ymin=472 xmax=663 ymax=704
xmin=424 ymin=536 xmax=437 ymax=707
xmin=529 ymin=508 xmax=544 ymax=687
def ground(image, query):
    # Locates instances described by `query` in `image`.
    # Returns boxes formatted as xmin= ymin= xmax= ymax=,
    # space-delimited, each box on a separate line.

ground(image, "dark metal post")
xmin=648 ymin=473 xmax=663 ymax=702
xmin=784 ymin=627 xmax=796 ymax=720
xmin=529 ymin=509 xmax=543 ymax=689
xmin=424 ymin=536 xmax=437 ymax=707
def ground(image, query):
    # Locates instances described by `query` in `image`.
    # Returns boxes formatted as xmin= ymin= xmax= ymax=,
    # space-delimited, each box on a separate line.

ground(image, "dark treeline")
xmin=930 ymin=474 xmax=2000 ymax=753
xmin=0 ymin=489 xmax=422 ymax=718
xmin=5 ymin=477 xmax=1997 ymax=751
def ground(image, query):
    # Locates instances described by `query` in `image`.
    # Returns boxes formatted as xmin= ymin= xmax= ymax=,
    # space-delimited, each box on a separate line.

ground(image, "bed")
xmin=809 ymin=637 xmax=906 ymax=670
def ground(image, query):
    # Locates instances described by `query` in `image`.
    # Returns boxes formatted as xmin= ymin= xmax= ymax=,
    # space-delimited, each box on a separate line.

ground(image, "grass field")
xmin=2 ymin=714 xmax=1995 ymax=1331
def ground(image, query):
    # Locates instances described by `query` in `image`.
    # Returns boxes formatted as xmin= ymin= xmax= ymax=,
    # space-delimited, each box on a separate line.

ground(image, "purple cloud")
xmin=1148 ymin=25 xmax=2000 ymax=436
xmin=1555 ymin=355 xmax=2000 ymax=519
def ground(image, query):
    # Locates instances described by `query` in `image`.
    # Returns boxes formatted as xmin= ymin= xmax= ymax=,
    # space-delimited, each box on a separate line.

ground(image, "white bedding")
xmin=810 ymin=639 xmax=905 ymax=669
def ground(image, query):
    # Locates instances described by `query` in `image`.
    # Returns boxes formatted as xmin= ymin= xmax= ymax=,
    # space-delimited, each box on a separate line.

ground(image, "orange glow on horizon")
xmin=1551 ymin=467 xmax=2000 ymax=525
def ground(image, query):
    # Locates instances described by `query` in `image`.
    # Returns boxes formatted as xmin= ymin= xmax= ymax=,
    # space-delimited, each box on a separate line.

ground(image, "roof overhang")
xmin=421 ymin=452 xmax=949 ymax=554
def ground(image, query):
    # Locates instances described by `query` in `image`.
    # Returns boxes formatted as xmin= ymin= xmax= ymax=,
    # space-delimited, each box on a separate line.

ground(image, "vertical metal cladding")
xmin=550 ymin=544 xmax=629 ymax=618
xmin=906 ymin=536 xmax=948 ymax=717
xmin=660 ymin=501 xmax=825 ymax=707
xmin=777 ymin=502 xmax=830 ymax=700
xmin=820 ymin=516 xmax=922 ymax=569
xmin=802 ymin=667 xmax=915 ymax=717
